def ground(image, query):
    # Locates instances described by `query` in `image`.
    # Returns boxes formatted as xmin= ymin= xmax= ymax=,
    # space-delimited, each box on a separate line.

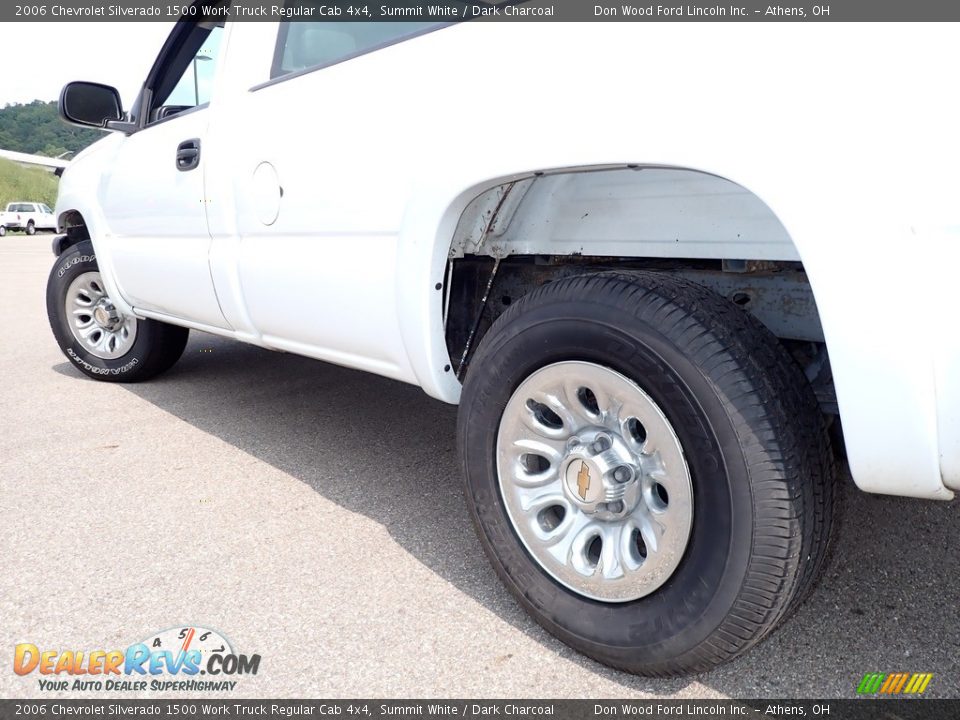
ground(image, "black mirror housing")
xmin=59 ymin=81 xmax=123 ymax=129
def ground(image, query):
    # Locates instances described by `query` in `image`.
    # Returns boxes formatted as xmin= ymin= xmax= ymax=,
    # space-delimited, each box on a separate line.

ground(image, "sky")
xmin=2 ymin=23 xmax=175 ymax=108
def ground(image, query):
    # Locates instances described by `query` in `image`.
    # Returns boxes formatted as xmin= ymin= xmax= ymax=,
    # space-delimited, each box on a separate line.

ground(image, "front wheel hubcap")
xmin=496 ymin=361 xmax=693 ymax=602
xmin=65 ymin=271 xmax=137 ymax=360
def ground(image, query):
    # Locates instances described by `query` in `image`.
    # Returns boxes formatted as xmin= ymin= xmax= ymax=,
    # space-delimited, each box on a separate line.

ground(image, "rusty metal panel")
xmin=677 ymin=269 xmax=824 ymax=342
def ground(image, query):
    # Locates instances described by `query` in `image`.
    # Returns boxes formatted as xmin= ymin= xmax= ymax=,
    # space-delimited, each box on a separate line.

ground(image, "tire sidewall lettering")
xmin=57 ymin=254 xmax=96 ymax=278
xmin=66 ymin=347 xmax=139 ymax=375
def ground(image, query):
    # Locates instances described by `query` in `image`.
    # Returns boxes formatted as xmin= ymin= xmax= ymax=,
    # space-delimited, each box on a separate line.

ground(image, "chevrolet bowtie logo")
xmin=576 ymin=461 xmax=591 ymax=500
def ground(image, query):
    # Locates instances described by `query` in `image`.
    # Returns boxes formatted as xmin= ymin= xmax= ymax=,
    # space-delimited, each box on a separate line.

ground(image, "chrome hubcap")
xmin=496 ymin=361 xmax=693 ymax=602
xmin=65 ymin=272 xmax=137 ymax=360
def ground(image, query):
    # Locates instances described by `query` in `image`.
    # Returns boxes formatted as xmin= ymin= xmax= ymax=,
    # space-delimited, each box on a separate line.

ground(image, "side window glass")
xmin=41 ymin=204 xmax=53 ymax=214
xmin=271 ymin=20 xmax=440 ymax=79
xmin=160 ymin=27 xmax=223 ymax=108
xmin=146 ymin=6 xmax=228 ymax=124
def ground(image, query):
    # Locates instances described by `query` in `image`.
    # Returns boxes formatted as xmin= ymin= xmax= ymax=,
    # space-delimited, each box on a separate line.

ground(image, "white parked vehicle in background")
xmin=47 ymin=5 xmax=959 ymax=676
xmin=0 ymin=201 xmax=56 ymax=236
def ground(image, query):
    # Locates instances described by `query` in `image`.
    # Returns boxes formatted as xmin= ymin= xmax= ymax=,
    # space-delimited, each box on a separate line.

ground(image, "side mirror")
xmin=59 ymin=81 xmax=125 ymax=130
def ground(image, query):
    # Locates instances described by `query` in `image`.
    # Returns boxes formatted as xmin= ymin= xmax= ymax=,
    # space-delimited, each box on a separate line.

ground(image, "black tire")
xmin=26 ymin=221 xmax=35 ymax=236
xmin=46 ymin=241 xmax=189 ymax=383
xmin=0 ymin=225 xmax=6 ymax=237
xmin=458 ymin=271 xmax=836 ymax=676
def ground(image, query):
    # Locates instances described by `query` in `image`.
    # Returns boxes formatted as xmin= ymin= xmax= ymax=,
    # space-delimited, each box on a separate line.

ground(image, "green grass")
xmin=0 ymin=157 xmax=59 ymax=210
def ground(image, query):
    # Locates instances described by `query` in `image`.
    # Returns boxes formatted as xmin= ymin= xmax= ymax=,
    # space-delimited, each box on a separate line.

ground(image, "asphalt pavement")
xmin=1 ymin=236 xmax=957 ymax=699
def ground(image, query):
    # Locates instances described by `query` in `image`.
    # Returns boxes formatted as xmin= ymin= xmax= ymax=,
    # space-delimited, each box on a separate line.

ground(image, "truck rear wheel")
xmin=46 ymin=242 xmax=189 ymax=383
xmin=26 ymin=221 xmax=35 ymax=236
xmin=457 ymin=271 xmax=835 ymax=676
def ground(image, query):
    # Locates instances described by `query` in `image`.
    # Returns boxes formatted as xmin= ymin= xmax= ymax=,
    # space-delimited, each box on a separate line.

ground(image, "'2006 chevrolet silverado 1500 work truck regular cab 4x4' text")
xmin=47 ymin=5 xmax=960 ymax=676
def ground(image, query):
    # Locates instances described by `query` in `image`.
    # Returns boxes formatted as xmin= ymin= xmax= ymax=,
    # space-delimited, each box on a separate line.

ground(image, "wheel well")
xmin=442 ymin=166 xmax=838 ymax=418
xmin=54 ymin=210 xmax=91 ymax=255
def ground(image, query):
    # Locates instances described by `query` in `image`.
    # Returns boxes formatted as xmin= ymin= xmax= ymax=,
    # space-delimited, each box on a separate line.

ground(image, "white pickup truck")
xmin=48 ymin=9 xmax=958 ymax=676
xmin=0 ymin=201 xmax=56 ymax=236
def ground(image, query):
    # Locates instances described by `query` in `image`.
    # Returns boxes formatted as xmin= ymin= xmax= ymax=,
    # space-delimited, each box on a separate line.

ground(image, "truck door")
xmin=206 ymin=20 xmax=440 ymax=379
xmin=99 ymin=13 xmax=230 ymax=330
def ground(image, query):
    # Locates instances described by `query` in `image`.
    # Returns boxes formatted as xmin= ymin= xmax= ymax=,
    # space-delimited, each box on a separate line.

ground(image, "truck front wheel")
xmin=457 ymin=271 xmax=835 ymax=676
xmin=46 ymin=242 xmax=189 ymax=383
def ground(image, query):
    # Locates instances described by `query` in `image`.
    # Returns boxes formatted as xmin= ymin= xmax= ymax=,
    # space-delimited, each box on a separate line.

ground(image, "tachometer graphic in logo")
xmin=143 ymin=626 xmax=233 ymax=670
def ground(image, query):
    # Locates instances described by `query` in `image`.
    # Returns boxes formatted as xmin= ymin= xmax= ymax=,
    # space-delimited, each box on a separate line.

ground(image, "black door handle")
xmin=176 ymin=138 xmax=200 ymax=171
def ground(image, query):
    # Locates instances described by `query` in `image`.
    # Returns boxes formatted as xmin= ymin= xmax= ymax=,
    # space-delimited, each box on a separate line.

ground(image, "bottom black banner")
xmin=0 ymin=699 xmax=956 ymax=720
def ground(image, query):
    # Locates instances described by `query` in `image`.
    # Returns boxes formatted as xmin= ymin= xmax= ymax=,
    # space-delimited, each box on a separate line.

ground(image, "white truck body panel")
xmin=56 ymin=21 xmax=959 ymax=500
xmin=99 ymin=110 xmax=232 ymax=329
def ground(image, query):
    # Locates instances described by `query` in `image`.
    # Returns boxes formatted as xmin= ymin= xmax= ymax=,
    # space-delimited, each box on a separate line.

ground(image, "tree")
xmin=0 ymin=100 xmax=104 ymax=156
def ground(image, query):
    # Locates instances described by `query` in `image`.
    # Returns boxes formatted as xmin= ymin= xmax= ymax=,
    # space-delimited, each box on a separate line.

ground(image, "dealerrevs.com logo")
xmin=14 ymin=626 xmax=260 ymax=692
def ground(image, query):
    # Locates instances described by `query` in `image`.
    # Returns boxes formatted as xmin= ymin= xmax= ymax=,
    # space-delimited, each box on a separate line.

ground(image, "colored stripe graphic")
xmin=879 ymin=674 xmax=898 ymax=693
xmin=913 ymin=673 xmax=933 ymax=694
xmin=892 ymin=673 xmax=909 ymax=694
xmin=857 ymin=672 xmax=933 ymax=695
xmin=857 ymin=673 xmax=884 ymax=694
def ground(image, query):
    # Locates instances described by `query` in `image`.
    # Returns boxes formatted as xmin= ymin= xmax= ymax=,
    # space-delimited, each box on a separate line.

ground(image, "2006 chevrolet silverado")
xmin=47 ymin=5 xmax=959 ymax=676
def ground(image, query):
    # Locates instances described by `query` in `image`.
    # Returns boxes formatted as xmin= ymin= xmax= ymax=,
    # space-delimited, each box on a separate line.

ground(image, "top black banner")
xmin=7 ymin=0 xmax=960 ymax=22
